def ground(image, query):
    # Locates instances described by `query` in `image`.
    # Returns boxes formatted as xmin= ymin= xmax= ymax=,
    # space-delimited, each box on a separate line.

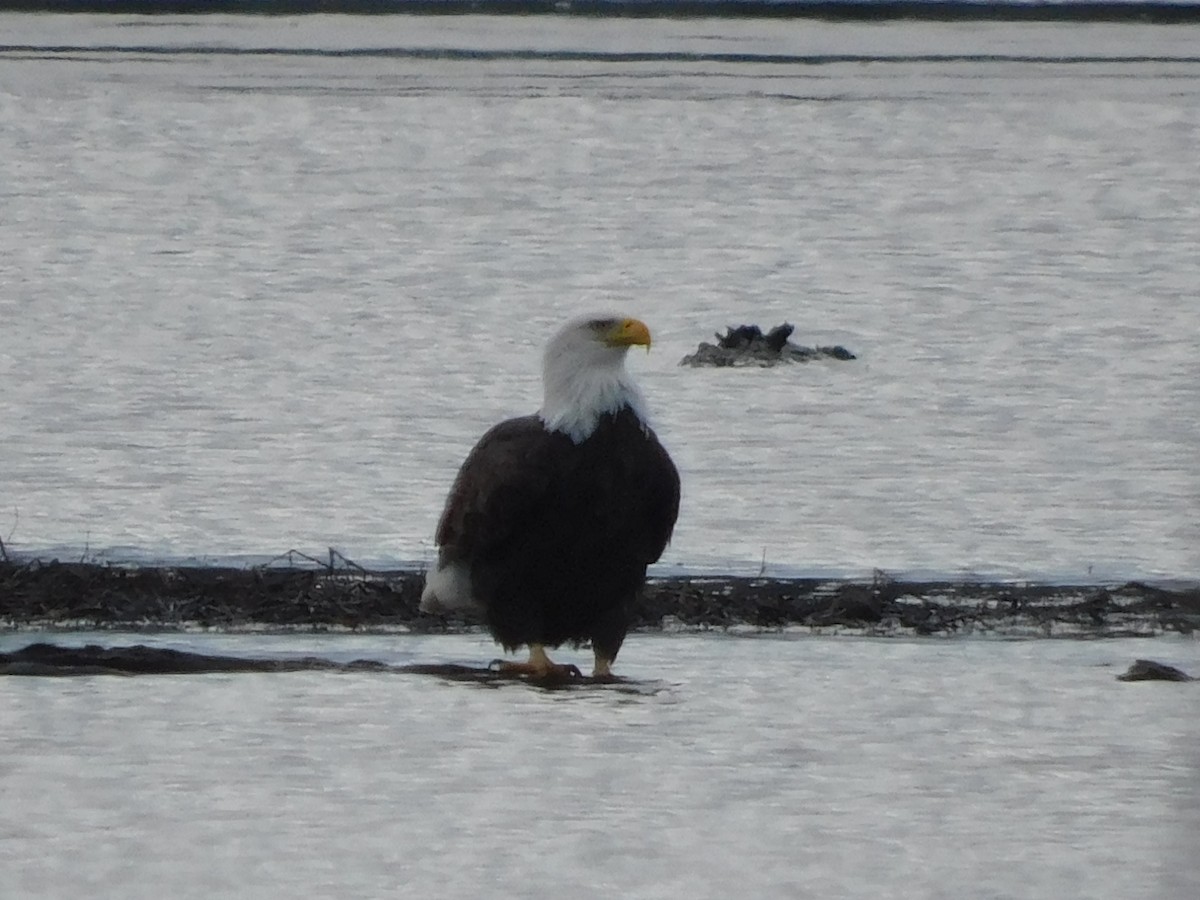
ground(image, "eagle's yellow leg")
xmin=592 ymin=652 xmax=616 ymax=681
xmin=493 ymin=644 xmax=582 ymax=680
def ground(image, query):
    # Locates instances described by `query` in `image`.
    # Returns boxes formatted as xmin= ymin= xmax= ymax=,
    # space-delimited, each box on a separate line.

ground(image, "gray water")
xmin=2 ymin=23 xmax=1199 ymax=895
xmin=1 ymin=14 xmax=1197 ymax=581
xmin=1 ymin=630 xmax=1198 ymax=899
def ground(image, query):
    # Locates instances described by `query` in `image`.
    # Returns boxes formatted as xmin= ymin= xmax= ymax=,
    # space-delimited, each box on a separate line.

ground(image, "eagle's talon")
xmin=490 ymin=651 xmax=583 ymax=682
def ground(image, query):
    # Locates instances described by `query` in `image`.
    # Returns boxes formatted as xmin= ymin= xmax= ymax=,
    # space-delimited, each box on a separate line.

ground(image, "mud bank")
xmin=2 ymin=558 xmax=1197 ymax=636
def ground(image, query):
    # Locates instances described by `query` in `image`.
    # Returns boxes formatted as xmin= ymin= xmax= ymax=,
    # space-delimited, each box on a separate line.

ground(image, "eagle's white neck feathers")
xmin=537 ymin=316 xmax=650 ymax=444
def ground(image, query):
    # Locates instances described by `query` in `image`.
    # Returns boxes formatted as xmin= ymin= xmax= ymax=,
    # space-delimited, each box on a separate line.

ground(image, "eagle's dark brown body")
xmin=433 ymin=406 xmax=680 ymax=663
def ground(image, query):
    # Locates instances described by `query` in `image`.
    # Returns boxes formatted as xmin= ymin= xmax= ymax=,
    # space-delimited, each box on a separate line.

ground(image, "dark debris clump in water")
xmin=1 ymin=557 xmax=1198 ymax=638
xmin=679 ymin=323 xmax=856 ymax=367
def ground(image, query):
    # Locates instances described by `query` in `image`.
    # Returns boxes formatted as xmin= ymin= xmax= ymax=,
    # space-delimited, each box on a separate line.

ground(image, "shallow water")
xmin=1 ymin=14 xmax=1198 ymax=581
xmin=1 ymin=630 xmax=1198 ymax=899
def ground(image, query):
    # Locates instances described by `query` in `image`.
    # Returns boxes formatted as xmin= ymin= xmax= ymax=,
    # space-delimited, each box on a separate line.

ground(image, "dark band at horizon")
xmin=1 ymin=1 xmax=1199 ymax=25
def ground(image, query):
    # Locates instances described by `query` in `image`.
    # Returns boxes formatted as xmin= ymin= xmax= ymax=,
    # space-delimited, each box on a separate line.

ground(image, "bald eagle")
xmin=420 ymin=315 xmax=681 ymax=679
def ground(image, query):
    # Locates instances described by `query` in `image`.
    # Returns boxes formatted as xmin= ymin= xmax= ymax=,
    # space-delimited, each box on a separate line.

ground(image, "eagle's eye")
xmin=588 ymin=318 xmax=619 ymax=334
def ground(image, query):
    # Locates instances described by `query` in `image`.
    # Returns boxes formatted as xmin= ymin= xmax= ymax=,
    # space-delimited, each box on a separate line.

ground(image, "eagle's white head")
xmin=538 ymin=314 xmax=652 ymax=443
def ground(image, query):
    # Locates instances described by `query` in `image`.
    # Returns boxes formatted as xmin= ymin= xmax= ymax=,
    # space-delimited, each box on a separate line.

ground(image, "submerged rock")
xmin=1117 ymin=659 xmax=1194 ymax=682
xmin=0 ymin=643 xmax=653 ymax=691
xmin=679 ymin=323 xmax=856 ymax=367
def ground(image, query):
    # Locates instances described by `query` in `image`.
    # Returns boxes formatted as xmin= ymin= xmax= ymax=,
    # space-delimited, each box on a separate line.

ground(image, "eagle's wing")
xmin=637 ymin=425 xmax=681 ymax=566
xmin=433 ymin=415 xmax=559 ymax=566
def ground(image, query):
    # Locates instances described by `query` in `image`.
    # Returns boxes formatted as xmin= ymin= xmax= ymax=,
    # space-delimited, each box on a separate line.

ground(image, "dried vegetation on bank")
xmin=2 ymin=556 xmax=1198 ymax=637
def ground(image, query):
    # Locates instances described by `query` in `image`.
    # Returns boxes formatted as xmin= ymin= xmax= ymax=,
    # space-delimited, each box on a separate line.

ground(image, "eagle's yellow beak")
xmin=605 ymin=317 xmax=652 ymax=350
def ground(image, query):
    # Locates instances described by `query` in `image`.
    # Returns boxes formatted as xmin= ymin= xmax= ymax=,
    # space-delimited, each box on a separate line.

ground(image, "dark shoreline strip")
xmin=1 ymin=559 xmax=1198 ymax=635
xmin=1 ymin=1 xmax=1200 ymax=24
xmin=6 ymin=47 xmax=1200 ymax=65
